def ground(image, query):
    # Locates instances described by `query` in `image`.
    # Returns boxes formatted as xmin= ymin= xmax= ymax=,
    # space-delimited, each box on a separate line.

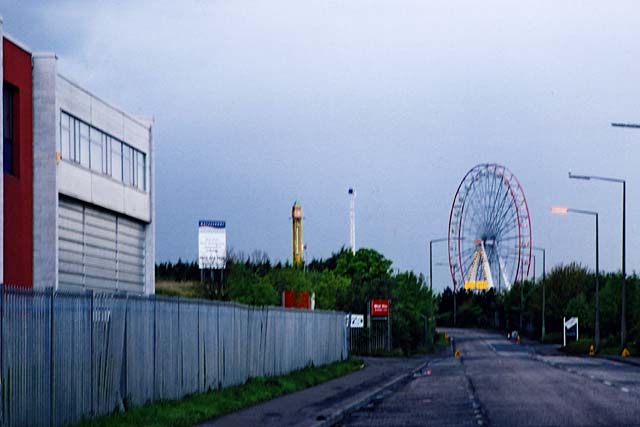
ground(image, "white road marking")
xmin=621 ymin=387 xmax=629 ymax=393
xmin=603 ymin=381 xmax=612 ymax=386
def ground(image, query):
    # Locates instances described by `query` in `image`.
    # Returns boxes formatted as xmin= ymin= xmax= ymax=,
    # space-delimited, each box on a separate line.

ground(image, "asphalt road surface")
xmin=339 ymin=329 xmax=640 ymax=427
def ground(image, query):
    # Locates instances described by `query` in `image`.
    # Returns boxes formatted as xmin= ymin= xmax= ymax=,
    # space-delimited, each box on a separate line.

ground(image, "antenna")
xmin=348 ymin=188 xmax=356 ymax=254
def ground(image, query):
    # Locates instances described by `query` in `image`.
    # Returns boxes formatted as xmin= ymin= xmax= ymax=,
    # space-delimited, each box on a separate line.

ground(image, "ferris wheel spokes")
xmin=448 ymin=163 xmax=532 ymax=292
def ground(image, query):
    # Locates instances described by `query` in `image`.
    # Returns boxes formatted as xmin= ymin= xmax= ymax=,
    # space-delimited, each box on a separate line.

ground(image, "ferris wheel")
xmin=448 ymin=163 xmax=531 ymax=292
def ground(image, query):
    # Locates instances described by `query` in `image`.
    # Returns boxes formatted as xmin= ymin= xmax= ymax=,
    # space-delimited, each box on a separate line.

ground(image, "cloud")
xmin=3 ymin=1 xmax=640 ymax=287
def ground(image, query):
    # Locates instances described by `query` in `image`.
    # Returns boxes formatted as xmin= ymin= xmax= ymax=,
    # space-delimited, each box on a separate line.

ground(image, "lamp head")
xmin=568 ymin=172 xmax=590 ymax=180
xmin=551 ymin=206 xmax=569 ymax=215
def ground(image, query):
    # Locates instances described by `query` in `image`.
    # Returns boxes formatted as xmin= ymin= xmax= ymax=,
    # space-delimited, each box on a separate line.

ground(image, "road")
xmin=339 ymin=329 xmax=640 ymax=427
xmin=197 ymin=356 xmax=429 ymax=427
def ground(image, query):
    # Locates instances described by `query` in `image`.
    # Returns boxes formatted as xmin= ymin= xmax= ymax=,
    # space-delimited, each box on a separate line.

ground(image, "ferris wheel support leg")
xmin=480 ymin=242 xmax=495 ymax=290
xmin=498 ymin=253 xmax=511 ymax=290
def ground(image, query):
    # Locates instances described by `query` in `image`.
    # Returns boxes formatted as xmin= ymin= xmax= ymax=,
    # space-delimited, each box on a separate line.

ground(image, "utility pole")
xmin=533 ymin=247 xmax=546 ymax=342
xmin=551 ymin=207 xmax=600 ymax=351
xmin=610 ymin=121 xmax=639 ymax=347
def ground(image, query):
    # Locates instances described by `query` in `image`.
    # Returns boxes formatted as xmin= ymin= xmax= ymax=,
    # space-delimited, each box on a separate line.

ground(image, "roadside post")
xmin=563 ymin=317 xmax=579 ymax=347
xmin=370 ymin=299 xmax=391 ymax=352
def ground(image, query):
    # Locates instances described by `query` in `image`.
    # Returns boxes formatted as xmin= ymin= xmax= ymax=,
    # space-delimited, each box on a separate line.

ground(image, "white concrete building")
xmin=33 ymin=55 xmax=155 ymax=294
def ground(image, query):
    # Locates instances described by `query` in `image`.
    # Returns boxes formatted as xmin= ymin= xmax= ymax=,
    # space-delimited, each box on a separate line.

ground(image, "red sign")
xmin=283 ymin=290 xmax=310 ymax=309
xmin=371 ymin=299 xmax=389 ymax=316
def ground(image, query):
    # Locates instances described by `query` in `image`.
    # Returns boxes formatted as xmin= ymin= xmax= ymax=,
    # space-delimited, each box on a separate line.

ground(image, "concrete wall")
xmin=34 ymin=59 xmax=156 ymax=294
xmin=53 ymin=75 xmax=154 ymax=294
xmin=32 ymin=53 xmax=58 ymax=290
xmin=56 ymin=75 xmax=151 ymax=223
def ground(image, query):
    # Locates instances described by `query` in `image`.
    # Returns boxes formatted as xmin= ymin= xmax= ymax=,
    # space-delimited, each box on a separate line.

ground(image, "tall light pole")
xmin=532 ymin=246 xmax=546 ymax=342
xmin=348 ymin=188 xmax=356 ymax=255
xmin=429 ymin=238 xmax=449 ymax=293
xmin=569 ymin=172 xmax=626 ymax=347
xmin=551 ymin=207 xmax=600 ymax=351
xmin=610 ymin=120 xmax=640 ymax=346
xmin=429 ymin=238 xmax=449 ymax=328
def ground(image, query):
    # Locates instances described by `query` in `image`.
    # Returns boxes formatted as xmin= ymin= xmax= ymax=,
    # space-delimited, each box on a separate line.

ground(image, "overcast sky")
xmin=3 ymin=1 xmax=640 ymax=292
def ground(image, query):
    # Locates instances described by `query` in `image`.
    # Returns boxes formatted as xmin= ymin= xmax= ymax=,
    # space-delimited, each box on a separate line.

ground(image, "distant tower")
xmin=348 ymin=188 xmax=356 ymax=254
xmin=292 ymin=202 xmax=304 ymax=266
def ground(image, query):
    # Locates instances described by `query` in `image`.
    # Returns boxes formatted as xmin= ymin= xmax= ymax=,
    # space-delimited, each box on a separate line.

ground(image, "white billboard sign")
xmin=198 ymin=220 xmax=227 ymax=269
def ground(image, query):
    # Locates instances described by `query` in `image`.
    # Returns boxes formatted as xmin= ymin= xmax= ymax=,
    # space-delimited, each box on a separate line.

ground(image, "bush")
xmin=560 ymin=338 xmax=593 ymax=355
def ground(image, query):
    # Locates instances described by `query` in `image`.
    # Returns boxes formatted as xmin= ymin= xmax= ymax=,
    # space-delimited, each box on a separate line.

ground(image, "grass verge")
xmin=155 ymin=280 xmax=206 ymax=299
xmin=72 ymin=357 xmax=363 ymax=427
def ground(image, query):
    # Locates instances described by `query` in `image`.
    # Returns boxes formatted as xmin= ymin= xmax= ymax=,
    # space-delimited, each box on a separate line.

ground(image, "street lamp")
xmin=429 ymin=238 xmax=449 ymax=293
xmin=532 ymin=246 xmax=546 ymax=342
xmin=429 ymin=238 xmax=449 ymax=331
xmin=551 ymin=206 xmax=600 ymax=352
xmin=569 ymin=172 xmax=626 ymax=347
xmin=609 ymin=121 xmax=640 ymax=345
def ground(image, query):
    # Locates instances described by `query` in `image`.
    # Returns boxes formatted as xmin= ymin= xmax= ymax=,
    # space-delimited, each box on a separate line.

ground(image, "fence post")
xmin=49 ymin=287 xmax=55 ymax=427
xmin=152 ymin=295 xmax=157 ymax=400
xmin=121 ymin=295 xmax=128 ymax=409
xmin=367 ymin=302 xmax=371 ymax=354
xmin=89 ymin=289 xmax=94 ymax=416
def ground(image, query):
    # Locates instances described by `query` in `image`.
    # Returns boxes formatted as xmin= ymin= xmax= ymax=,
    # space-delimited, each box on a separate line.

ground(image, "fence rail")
xmin=0 ymin=286 xmax=348 ymax=427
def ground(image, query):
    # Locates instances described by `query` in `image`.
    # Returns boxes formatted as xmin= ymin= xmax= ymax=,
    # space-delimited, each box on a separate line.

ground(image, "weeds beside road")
xmin=73 ymin=357 xmax=363 ymax=427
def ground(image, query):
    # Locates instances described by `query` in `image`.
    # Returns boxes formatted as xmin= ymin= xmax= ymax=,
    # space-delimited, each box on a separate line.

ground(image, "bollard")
xmin=589 ymin=344 xmax=595 ymax=356
xmin=451 ymin=337 xmax=456 ymax=355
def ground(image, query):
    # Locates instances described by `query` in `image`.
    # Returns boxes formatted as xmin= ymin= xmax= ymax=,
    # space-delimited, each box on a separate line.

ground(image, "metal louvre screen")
xmin=58 ymin=197 xmax=146 ymax=293
xmin=0 ymin=287 xmax=348 ymax=427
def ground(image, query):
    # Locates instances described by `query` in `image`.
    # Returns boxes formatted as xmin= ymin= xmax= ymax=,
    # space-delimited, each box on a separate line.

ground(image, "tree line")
xmin=437 ymin=262 xmax=640 ymax=353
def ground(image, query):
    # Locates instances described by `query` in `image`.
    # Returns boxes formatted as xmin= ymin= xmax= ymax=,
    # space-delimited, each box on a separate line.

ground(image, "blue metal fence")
xmin=0 ymin=286 xmax=348 ymax=427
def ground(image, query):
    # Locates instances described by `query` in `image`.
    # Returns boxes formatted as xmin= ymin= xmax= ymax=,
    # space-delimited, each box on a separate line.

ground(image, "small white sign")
xmin=198 ymin=220 xmax=227 ymax=269
xmin=565 ymin=317 xmax=578 ymax=329
xmin=563 ymin=316 xmax=579 ymax=347
xmin=349 ymin=314 xmax=364 ymax=328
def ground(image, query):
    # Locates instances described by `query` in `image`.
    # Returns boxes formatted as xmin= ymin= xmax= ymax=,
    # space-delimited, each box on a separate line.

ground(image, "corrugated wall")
xmin=0 ymin=287 xmax=348 ymax=427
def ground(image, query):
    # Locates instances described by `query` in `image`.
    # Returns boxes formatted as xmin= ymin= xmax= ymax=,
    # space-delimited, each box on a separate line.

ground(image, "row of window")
xmin=60 ymin=111 xmax=146 ymax=192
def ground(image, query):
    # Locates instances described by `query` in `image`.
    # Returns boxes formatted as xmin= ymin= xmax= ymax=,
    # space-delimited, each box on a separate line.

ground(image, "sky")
xmin=3 ymin=1 xmax=640 ymax=292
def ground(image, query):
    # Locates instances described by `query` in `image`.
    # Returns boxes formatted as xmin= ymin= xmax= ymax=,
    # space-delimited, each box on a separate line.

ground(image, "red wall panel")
xmin=3 ymin=38 xmax=33 ymax=287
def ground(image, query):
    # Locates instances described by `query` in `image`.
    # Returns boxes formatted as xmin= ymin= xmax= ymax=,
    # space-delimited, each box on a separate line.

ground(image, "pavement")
xmin=340 ymin=328 xmax=640 ymax=427
xmin=196 ymin=354 xmax=437 ymax=427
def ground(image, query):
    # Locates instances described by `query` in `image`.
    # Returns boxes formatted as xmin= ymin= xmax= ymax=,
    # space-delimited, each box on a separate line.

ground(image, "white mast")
xmin=349 ymin=188 xmax=356 ymax=254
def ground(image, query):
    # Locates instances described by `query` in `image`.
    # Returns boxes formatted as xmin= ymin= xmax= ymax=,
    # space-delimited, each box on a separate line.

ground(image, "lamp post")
xmin=609 ymin=121 xmax=640 ymax=346
xmin=429 ymin=238 xmax=449 ymax=293
xmin=532 ymin=246 xmax=546 ymax=342
xmin=429 ymin=238 xmax=449 ymax=329
xmin=569 ymin=172 xmax=626 ymax=347
xmin=551 ymin=206 xmax=600 ymax=352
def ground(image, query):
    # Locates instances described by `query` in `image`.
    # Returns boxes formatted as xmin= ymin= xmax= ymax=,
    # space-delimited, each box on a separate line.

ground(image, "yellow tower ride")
xmin=292 ymin=202 xmax=303 ymax=266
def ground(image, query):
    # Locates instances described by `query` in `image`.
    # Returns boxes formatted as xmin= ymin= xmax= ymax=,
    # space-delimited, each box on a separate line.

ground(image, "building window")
xmin=122 ymin=145 xmax=132 ymax=185
xmin=136 ymin=151 xmax=145 ymax=191
xmin=89 ymin=128 xmax=102 ymax=173
xmin=3 ymin=84 xmax=15 ymax=175
xmin=79 ymin=122 xmax=90 ymax=168
xmin=59 ymin=111 xmax=147 ymax=192
xmin=111 ymin=138 xmax=122 ymax=181
xmin=61 ymin=113 xmax=71 ymax=160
